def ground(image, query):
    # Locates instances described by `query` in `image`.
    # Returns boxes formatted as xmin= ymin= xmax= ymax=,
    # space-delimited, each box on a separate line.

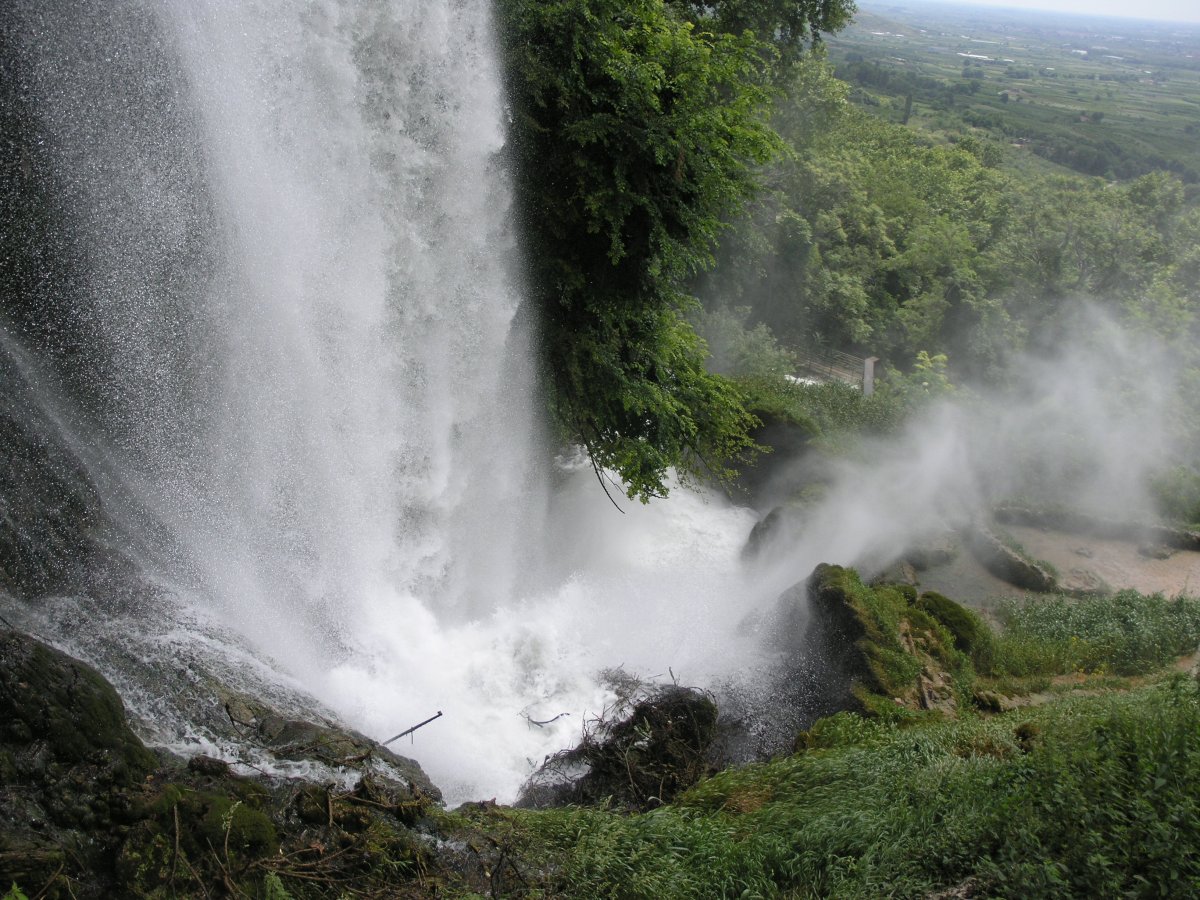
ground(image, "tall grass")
xmin=986 ymin=590 xmax=1200 ymax=677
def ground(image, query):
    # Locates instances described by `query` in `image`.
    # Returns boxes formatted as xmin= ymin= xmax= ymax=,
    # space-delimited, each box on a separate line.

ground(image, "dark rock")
xmin=223 ymin=697 xmax=441 ymax=803
xmin=0 ymin=345 xmax=162 ymax=612
xmin=0 ymin=630 xmax=155 ymax=895
xmin=966 ymin=526 xmax=1058 ymax=593
xmin=792 ymin=565 xmax=881 ymax=716
xmin=735 ymin=412 xmax=819 ymax=510
xmin=903 ymin=531 xmax=959 ymax=570
xmin=0 ymin=630 xmax=154 ymax=776
xmin=186 ymin=754 xmax=230 ymax=777
xmin=760 ymin=565 xmax=887 ymax=738
xmin=742 ymin=505 xmax=798 ymax=561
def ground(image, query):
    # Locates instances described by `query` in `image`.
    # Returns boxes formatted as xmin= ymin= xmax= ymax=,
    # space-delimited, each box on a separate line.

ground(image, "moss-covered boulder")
xmin=0 ymin=630 xmax=156 ymax=896
xmin=221 ymin=692 xmax=441 ymax=802
xmin=783 ymin=565 xmax=976 ymax=725
xmin=966 ymin=525 xmax=1058 ymax=593
xmin=916 ymin=591 xmax=993 ymax=660
xmin=0 ymin=630 xmax=156 ymax=773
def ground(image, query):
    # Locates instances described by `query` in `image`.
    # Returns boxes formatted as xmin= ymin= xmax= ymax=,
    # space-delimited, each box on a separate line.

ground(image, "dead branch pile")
xmin=517 ymin=670 xmax=719 ymax=811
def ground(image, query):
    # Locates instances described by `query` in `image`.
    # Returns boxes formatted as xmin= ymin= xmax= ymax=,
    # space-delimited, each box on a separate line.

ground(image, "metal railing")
xmin=794 ymin=346 xmax=869 ymax=386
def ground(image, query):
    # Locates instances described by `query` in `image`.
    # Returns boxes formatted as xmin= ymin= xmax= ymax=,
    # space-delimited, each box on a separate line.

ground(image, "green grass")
xmin=462 ymin=677 xmax=1200 ymax=898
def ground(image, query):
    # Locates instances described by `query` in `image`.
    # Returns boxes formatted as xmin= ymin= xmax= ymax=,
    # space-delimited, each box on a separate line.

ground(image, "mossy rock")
xmin=0 ymin=631 xmax=155 ymax=776
xmin=733 ymin=384 xmax=823 ymax=508
xmin=0 ymin=832 xmax=67 ymax=893
xmin=196 ymin=795 xmax=278 ymax=858
xmin=219 ymin=691 xmax=441 ymax=803
xmin=0 ymin=633 xmax=447 ymax=898
xmin=784 ymin=566 xmax=974 ymax=728
xmin=966 ymin=526 xmax=1058 ymax=593
xmin=0 ymin=632 xmax=156 ymax=895
xmin=917 ymin=592 xmax=993 ymax=662
xmin=114 ymin=821 xmax=178 ymax=893
xmin=806 ymin=564 xmax=918 ymax=696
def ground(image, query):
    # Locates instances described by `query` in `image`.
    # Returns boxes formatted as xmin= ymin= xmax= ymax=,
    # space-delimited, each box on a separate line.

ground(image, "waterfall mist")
xmin=748 ymin=312 xmax=1182 ymax=598
xmin=1 ymin=0 xmax=777 ymax=803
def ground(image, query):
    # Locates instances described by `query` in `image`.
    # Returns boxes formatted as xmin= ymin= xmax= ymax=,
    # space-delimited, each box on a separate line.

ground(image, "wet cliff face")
xmin=1 ymin=0 xmax=215 ymax=434
xmin=0 ymin=0 xmax=208 ymax=604
xmin=0 ymin=350 xmax=105 ymax=600
xmin=0 ymin=8 xmax=95 ymax=600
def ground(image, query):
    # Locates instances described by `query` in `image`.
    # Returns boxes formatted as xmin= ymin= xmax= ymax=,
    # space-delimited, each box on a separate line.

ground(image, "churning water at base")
xmin=2 ymin=0 xmax=775 ymax=802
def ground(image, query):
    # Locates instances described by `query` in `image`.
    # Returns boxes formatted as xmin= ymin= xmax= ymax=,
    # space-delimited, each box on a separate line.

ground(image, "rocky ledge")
xmin=0 ymin=629 xmax=442 ymax=898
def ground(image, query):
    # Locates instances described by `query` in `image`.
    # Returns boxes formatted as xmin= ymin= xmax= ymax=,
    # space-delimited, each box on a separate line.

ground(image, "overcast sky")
xmin=908 ymin=0 xmax=1200 ymax=25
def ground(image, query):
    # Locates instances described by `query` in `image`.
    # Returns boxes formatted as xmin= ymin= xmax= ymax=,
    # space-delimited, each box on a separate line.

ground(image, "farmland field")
xmin=825 ymin=1 xmax=1200 ymax=181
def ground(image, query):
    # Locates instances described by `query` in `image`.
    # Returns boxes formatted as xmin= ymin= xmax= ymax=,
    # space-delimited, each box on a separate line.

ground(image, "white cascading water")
xmin=4 ymin=0 xmax=769 ymax=803
xmin=152 ymin=0 xmax=550 ymax=650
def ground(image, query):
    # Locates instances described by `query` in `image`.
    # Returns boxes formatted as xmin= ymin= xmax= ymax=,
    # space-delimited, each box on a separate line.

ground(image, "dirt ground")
xmin=914 ymin=524 xmax=1200 ymax=612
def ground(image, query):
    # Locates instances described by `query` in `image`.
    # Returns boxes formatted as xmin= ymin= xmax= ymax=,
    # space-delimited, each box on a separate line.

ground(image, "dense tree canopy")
xmin=668 ymin=0 xmax=854 ymax=72
xmin=694 ymin=57 xmax=1200 ymax=382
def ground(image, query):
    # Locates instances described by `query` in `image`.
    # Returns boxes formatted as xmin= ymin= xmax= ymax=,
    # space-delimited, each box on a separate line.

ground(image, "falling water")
xmin=1 ymin=0 xmax=766 ymax=802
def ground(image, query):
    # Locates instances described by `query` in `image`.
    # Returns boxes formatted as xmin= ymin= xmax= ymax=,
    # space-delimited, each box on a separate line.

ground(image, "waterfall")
xmin=0 ymin=0 xmax=765 ymax=802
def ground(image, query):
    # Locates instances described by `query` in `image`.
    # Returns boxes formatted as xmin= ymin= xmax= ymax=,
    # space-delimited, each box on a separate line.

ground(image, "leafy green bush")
xmin=691 ymin=306 xmax=797 ymax=379
xmin=738 ymin=376 xmax=908 ymax=442
xmin=918 ymin=590 xmax=995 ymax=662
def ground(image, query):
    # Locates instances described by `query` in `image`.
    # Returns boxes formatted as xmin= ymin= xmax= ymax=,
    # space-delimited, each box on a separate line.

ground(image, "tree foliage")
xmin=499 ymin=0 xmax=815 ymax=500
xmin=696 ymin=56 xmax=1200 ymax=384
xmin=668 ymin=0 xmax=855 ymax=72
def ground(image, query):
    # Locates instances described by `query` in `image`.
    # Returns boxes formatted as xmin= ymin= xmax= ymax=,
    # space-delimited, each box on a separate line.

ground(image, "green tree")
xmin=667 ymin=0 xmax=855 ymax=73
xmin=500 ymin=0 xmax=794 ymax=500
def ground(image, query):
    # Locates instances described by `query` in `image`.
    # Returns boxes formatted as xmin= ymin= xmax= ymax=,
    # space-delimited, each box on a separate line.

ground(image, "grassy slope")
xmin=436 ymin=581 xmax=1200 ymax=899
xmin=450 ymin=676 xmax=1200 ymax=898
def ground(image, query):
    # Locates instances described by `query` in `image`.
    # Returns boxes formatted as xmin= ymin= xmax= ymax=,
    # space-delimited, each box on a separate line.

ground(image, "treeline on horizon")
xmin=495 ymin=0 xmax=1200 ymax=514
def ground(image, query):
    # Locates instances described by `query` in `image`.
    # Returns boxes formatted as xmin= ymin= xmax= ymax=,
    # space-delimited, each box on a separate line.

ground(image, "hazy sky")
xmin=910 ymin=0 xmax=1200 ymax=25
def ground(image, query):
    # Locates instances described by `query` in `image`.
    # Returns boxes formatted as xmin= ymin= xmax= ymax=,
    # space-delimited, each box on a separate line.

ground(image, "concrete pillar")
xmin=863 ymin=356 xmax=879 ymax=395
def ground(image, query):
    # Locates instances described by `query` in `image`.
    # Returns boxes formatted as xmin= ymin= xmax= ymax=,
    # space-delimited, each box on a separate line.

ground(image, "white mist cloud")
xmin=750 ymin=308 xmax=1179 ymax=588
